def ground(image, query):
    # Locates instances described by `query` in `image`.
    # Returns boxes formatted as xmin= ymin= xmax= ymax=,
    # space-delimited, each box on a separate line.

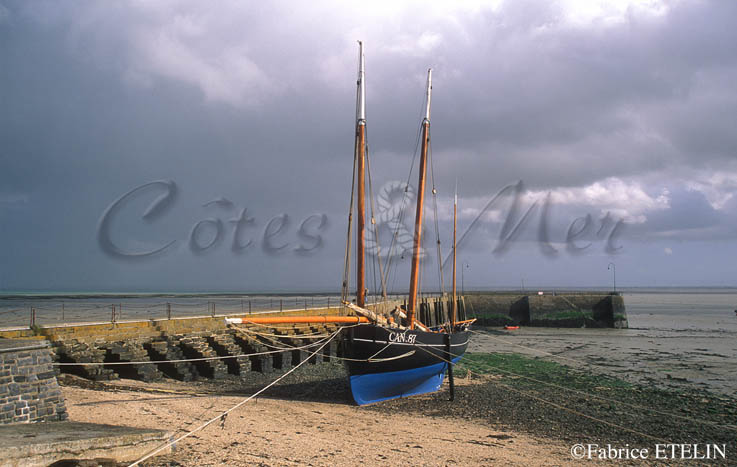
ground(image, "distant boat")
xmin=339 ymin=42 xmax=472 ymax=405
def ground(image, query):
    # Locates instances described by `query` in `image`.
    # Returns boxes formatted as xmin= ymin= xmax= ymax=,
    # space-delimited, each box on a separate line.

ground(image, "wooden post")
xmin=111 ymin=304 xmax=116 ymax=323
xmin=445 ymin=333 xmax=455 ymax=401
xmin=30 ymin=308 xmax=36 ymax=328
xmin=249 ymin=300 xmax=252 ymax=313
xmin=167 ymin=302 xmax=171 ymax=320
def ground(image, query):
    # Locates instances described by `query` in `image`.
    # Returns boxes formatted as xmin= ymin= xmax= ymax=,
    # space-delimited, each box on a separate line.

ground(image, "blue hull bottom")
xmin=349 ymin=356 xmax=462 ymax=406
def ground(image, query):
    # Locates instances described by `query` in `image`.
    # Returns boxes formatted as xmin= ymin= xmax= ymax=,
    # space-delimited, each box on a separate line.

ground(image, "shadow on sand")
xmin=239 ymin=376 xmax=354 ymax=405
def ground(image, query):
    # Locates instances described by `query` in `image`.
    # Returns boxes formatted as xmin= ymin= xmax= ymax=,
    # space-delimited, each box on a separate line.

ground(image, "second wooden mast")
xmin=356 ymin=41 xmax=367 ymax=308
xmin=407 ymin=68 xmax=433 ymax=329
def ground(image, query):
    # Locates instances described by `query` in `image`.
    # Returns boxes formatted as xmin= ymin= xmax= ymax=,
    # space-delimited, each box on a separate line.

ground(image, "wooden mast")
xmin=451 ymin=181 xmax=457 ymax=329
xmin=356 ymin=41 xmax=367 ymax=308
xmin=407 ymin=68 xmax=432 ymax=329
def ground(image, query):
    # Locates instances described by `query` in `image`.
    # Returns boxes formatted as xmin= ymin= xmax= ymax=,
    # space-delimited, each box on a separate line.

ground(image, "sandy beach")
xmin=61 ymin=375 xmax=574 ymax=466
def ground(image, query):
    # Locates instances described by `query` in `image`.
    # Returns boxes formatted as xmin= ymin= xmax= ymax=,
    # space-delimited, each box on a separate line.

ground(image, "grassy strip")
xmin=458 ymin=352 xmax=737 ymax=421
xmin=536 ymin=310 xmax=593 ymax=320
xmin=370 ymin=352 xmax=736 ymax=459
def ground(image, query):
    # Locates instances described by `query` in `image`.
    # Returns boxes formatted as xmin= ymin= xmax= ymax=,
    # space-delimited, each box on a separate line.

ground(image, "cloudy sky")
xmin=1 ymin=0 xmax=736 ymax=292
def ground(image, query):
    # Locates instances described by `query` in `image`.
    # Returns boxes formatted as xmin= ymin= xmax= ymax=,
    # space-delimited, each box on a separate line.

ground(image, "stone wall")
xmin=0 ymin=339 xmax=67 ymax=424
xmin=466 ymin=292 xmax=628 ymax=328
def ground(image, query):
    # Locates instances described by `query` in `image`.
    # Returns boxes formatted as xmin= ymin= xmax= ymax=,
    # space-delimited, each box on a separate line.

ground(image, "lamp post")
xmin=608 ymin=262 xmax=616 ymax=293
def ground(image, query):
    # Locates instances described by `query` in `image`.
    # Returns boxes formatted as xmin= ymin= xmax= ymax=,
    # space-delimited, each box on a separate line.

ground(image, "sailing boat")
xmin=341 ymin=42 xmax=472 ymax=405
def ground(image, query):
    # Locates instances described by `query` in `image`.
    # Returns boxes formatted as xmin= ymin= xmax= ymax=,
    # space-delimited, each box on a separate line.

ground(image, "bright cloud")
xmin=527 ymin=177 xmax=670 ymax=223
xmin=686 ymin=171 xmax=737 ymax=210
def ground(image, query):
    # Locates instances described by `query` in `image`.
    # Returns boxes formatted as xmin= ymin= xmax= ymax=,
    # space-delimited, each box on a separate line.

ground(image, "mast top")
xmin=424 ymin=68 xmax=432 ymax=122
xmin=357 ymin=41 xmax=366 ymax=124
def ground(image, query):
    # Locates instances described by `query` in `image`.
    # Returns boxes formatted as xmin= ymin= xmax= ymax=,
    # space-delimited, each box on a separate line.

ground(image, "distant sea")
xmin=2 ymin=287 xmax=737 ymax=332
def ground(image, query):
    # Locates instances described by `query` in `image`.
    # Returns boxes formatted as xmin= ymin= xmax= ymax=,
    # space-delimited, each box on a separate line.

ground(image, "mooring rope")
xmin=488 ymin=378 xmax=671 ymax=443
xmin=413 ymin=343 xmax=672 ymax=443
xmin=233 ymin=323 xmax=415 ymax=363
xmin=233 ymin=325 xmax=331 ymax=339
xmin=52 ymin=323 xmax=414 ymax=366
xmin=127 ymin=326 xmax=345 ymax=467
xmin=416 ymin=338 xmax=737 ymax=434
xmin=468 ymin=329 xmax=593 ymax=367
xmin=52 ymin=339 xmax=329 ymax=367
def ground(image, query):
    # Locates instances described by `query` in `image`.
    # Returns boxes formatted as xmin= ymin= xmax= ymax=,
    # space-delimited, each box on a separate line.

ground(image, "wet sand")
xmin=469 ymin=324 xmax=737 ymax=397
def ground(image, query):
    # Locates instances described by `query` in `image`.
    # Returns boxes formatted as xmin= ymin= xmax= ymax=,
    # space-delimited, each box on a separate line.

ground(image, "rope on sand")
xmin=415 ymin=341 xmax=737 ymax=438
xmin=127 ymin=326 xmax=345 ymax=467
xmin=467 ymin=329 xmax=737 ymax=432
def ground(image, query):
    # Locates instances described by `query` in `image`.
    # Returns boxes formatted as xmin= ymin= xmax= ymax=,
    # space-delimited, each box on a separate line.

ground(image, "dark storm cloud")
xmin=1 ymin=0 xmax=736 ymax=290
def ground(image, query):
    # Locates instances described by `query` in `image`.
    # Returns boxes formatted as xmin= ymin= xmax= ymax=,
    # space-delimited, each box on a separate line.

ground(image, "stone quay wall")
xmin=0 ymin=339 xmax=67 ymax=424
xmin=465 ymin=292 xmax=628 ymax=328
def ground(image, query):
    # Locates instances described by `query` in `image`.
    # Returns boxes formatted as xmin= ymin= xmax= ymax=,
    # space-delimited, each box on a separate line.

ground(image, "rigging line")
xmin=238 ymin=325 xmax=415 ymax=363
xmin=233 ymin=334 xmax=327 ymax=353
xmin=461 ymin=356 xmax=737 ymax=433
xmin=428 ymin=140 xmax=445 ymax=295
xmin=362 ymin=76 xmax=378 ymax=306
xmin=468 ymin=330 xmax=737 ymax=431
xmin=488 ymin=379 xmax=671 ymax=444
xmin=367 ymin=342 xmax=393 ymax=360
xmin=413 ymin=344 xmax=671 ymax=444
xmin=468 ymin=330 xmax=592 ymax=367
xmin=385 ymin=84 xmax=432 ymax=295
xmin=341 ymin=118 xmax=360 ymax=304
xmin=230 ymin=324 xmax=338 ymax=351
xmin=239 ymin=331 xmax=415 ymax=363
xmin=52 ymin=336 xmax=337 ymax=366
xmin=229 ymin=328 xmax=330 ymax=339
xmin=418 ymin=334 xmax=737 ymax=435
xmin=382 ymin=92 xmax=428 ymax=289
xmin=364 ymin=135 xmax=388 ymax=300
xmin=226 ymin=319 xmax=332 ymax=331
xmin=127 ymin=326 xmax=344 ymax=467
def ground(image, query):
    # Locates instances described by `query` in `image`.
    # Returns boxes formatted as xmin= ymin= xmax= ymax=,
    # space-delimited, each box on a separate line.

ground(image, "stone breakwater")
xmin=465 ymin=292 xmax=628 ymax=328
xmin=0 ymin=339 xmax=67 ymax=424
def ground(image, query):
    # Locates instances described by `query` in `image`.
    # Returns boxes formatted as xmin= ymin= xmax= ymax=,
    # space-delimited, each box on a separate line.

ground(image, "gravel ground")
xmin=60 ymin=366 xmax=575 ymax=466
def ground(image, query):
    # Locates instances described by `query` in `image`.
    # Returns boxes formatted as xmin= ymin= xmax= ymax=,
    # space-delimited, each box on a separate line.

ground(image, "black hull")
xmin=342 ymin=324 xmax=469 ymax=405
